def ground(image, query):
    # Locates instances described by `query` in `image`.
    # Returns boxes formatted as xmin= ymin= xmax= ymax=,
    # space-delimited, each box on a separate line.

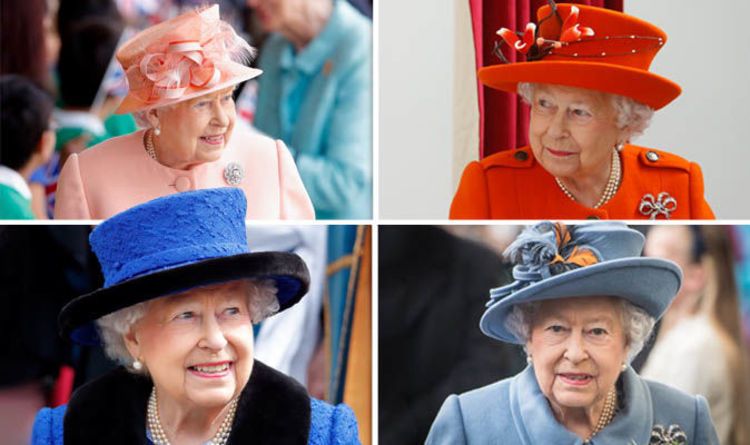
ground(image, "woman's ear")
xmin=622 ymin=336 xmax=631 ymax=363
xmin=616 ymin=126 xmax=631 ymax=147
xmin=146 ymin=108 xmax=161 ymax=130
xmin=123 ymin=326 xmax=142 ymax=361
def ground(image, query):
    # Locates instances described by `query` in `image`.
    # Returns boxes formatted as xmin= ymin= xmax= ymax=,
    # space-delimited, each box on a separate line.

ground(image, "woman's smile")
xmin=557 ymin=372 xmax=595 ymax=387
xmin=199 ymin=134 xmax=226 ymax=146
xmin=187 ymin=361 xmax=234 ymax=379
xmin=545 ymin=146 xmax=576 ymax=157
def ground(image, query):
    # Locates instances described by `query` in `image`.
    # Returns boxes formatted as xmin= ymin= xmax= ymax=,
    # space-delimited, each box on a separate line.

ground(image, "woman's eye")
xmin=223 ymin=94 xmax=233 ymax=102
xmin=571 ymin=108 xmax=592 ymax=118
xmin=176 ymin=311 xmax=194 ymax=320
xmin=224 ymin=307 xmax=241 ymax=316
xmin=538 ymin=99 xmax=552 ymax=108
xmin=547 ymin=325 xmax=565 ymax=333
xmin=590 ymin=328 xmax=607 ymax=336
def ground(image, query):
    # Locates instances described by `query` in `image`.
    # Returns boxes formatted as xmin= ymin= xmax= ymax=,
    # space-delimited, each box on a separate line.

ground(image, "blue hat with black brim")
xmin=480 ymin=221 xmax=681 ymax=344
xmin=58 ymin=188 xmax=310 ymax=345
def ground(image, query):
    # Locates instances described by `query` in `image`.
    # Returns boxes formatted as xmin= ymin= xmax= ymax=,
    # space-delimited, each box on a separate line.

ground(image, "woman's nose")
xmin=563 ymin=332 xmax=589 ymax=363
xmin=199 ymin=317 xmax=228 ymax=350
xmin=546 ymin=111 xmax=569 ymax=138
xmin=211 ymin=101 xmax=231 ymax=127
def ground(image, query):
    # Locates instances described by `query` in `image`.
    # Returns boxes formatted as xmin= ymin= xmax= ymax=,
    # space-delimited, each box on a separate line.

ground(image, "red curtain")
xmin=469 ymin=0 xmax=623 ymax=158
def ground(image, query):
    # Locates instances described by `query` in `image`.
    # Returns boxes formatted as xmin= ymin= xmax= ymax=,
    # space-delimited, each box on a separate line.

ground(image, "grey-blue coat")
xmin=426 ymin=366 xmax=718 ymax=445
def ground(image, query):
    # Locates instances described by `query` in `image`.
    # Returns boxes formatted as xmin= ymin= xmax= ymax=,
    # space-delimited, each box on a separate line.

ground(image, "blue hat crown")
xmin=90 ymin=188 xmax=249 ymax=287
xmin=488 ymin=221 xmax=645 ymax=307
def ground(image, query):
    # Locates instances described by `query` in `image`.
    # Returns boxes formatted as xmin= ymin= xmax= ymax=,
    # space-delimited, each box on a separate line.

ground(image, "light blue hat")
xmin=480 ymin=221 xmax=682 ymax=344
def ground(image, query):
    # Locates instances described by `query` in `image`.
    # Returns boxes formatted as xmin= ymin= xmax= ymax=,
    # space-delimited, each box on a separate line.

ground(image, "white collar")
xmin=0 ymin=165 xmax=32 ymax=200
xmin=54 ymin=109 xmax=106 ymax=135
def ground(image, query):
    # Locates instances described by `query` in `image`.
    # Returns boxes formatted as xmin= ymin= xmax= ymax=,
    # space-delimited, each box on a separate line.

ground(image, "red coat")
xmin=450 ymin=145 xmax=714 ymax=220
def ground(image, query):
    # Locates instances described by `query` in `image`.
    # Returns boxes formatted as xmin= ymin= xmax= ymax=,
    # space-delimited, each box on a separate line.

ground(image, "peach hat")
xmin=114 ymin=4 xmax=261 ymax=114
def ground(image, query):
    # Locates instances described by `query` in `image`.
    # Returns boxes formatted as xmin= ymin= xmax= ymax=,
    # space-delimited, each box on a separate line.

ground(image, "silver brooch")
xmin=639 ymin=192 xmax=677 ymax=219
xmin=650 ymin=424 xmax=687 ymax=444
xmin=224 ymin=162 xmax=244 ymax=185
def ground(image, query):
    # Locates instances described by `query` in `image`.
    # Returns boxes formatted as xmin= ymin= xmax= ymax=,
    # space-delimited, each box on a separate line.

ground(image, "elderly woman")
xmin=53 ymin=5 xmax=314 ymax=220
xmin=450 ymin=2 xmax=714 ymax=220
xmin=32 ymin=188 xmax=358 ymax=444
xmin=246 ymin=0 xmax=372 ymax=219
xmin=426 ymin=222 xmax=719 ymax=444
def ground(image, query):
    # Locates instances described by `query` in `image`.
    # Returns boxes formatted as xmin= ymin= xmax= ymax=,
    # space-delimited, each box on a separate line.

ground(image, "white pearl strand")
xmin=145 ymin=129 xmax=158 ymax=161
xmin=555 ymin=146 xmax=621 ymax=209
xmin=585 ymin=387 xmax=617 ymax=442
xmin=147 ymin=387 xmax=238 ymax=445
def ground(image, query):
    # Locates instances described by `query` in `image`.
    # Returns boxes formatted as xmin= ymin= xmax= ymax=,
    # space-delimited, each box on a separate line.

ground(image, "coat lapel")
xmin=593 ymin=367 xmax=653 ymax=444
xmin=509 ymin=366 xmax=581 ymax=445
xmin=229 ymin=361 xmax=311 ymax=444
xmin=63 ymin=360 xmax=311 ymax=444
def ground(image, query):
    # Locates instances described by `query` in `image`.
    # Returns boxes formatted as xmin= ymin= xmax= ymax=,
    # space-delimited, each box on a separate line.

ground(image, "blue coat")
xmin=32 ymin=362 xmax=360 ymax=444
xmin=253 ymin=0 xmax=372 ymax=219
xmin=426 ymin=366 xmax=719 ymax=444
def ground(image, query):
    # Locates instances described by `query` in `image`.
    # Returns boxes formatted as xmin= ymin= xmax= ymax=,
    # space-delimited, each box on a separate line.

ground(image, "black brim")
xmin=59 ymin=251 xmax=309 ymax=345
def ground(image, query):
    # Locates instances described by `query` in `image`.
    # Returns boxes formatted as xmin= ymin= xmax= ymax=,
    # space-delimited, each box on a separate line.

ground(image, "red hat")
xmin=115 ymin=5 xmax=261 ymax=114
xmin=478 ymin=2 xmax=681 ymax=110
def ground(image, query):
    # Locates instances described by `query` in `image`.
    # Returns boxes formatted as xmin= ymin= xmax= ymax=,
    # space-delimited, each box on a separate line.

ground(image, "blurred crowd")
xmin=1 ymin=0 xmax=372 ymax=219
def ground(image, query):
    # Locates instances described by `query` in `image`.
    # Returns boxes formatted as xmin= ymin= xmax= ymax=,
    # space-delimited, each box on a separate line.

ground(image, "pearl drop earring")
xmin=526 ymin=356 xmax=532 ymax=365
xmin=154 ymin=126 xmax=161 ymax=136
xmin=621 ymin=362 xmax=627 ymax=371
xmin=133 ymin=359 xmax=143 ymax=371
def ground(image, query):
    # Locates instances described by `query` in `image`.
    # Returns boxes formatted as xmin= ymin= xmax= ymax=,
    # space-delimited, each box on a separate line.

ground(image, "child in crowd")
xmin=30 ymin=16 xmax=134 ymax=218
xmin=0 ymin=75 xmax=56 ymax=219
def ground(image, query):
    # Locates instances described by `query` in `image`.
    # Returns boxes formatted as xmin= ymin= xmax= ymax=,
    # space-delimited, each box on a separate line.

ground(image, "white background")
xmin=379 ymin=0 xmax=750 ymax=219
xmin=379 ymin=0 xmax=456 ymax=219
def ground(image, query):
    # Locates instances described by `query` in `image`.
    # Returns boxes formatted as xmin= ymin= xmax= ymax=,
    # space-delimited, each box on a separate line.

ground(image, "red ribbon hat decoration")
xmin=114 ymin=5 xmax=261 ymax=114
xmin=480 ymin=0 xmax=681 ymax=110
xmin=558 ymin=5 xmax=595 ymax=42
xmin=497 ymin=23 xmax=538 ymax=55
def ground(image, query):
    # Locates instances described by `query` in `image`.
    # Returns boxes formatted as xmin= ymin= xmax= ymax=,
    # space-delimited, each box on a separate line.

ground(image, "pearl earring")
xmin=616 ymin=142 xmax=624 ymax=152
xmin=621 ymin=363 xmax=627 ymax=371
xmin=526 ymin=356 xmax=532 ymax=365
xmin=154 ymin=126 xmax=161 ymax=136
xmin=133 ymin=360 xmax=143 ymax=371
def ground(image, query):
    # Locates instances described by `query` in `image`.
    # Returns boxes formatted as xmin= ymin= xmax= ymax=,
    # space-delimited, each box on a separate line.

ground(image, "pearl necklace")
xmin=586 ymin=387 xmax=617 ymax=442
xmin=145 ymin=129 xmax=158 ymax=162
xmin=555 ymin=147 xmax=621 ymax=209
xmin=147 ymin=387 xmax=238 ymax=445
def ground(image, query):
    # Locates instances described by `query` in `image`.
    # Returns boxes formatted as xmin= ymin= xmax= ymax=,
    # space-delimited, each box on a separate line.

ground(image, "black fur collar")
xmin=63 ymin=361 xmax=311 ymax=444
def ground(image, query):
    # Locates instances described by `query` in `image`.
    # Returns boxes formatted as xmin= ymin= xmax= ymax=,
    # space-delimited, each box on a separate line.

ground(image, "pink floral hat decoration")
xmin=114 ymin=4 xmax=261 ymax=114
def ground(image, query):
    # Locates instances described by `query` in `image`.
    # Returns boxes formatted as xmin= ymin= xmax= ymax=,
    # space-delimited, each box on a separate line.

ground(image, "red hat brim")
xmin=479 ymin=60 xmax=681 ymax=110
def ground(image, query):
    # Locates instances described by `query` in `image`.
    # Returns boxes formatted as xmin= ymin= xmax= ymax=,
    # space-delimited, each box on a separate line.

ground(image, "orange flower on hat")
xmin=559 ymin=5 xmax=594 ymax=42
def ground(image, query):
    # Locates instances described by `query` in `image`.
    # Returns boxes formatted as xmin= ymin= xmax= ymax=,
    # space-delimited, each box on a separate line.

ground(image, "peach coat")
xmin=450 ymin=145 xmax=715 ymax=220
xmin=54 ymin=125 xmax=315 ymax=220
